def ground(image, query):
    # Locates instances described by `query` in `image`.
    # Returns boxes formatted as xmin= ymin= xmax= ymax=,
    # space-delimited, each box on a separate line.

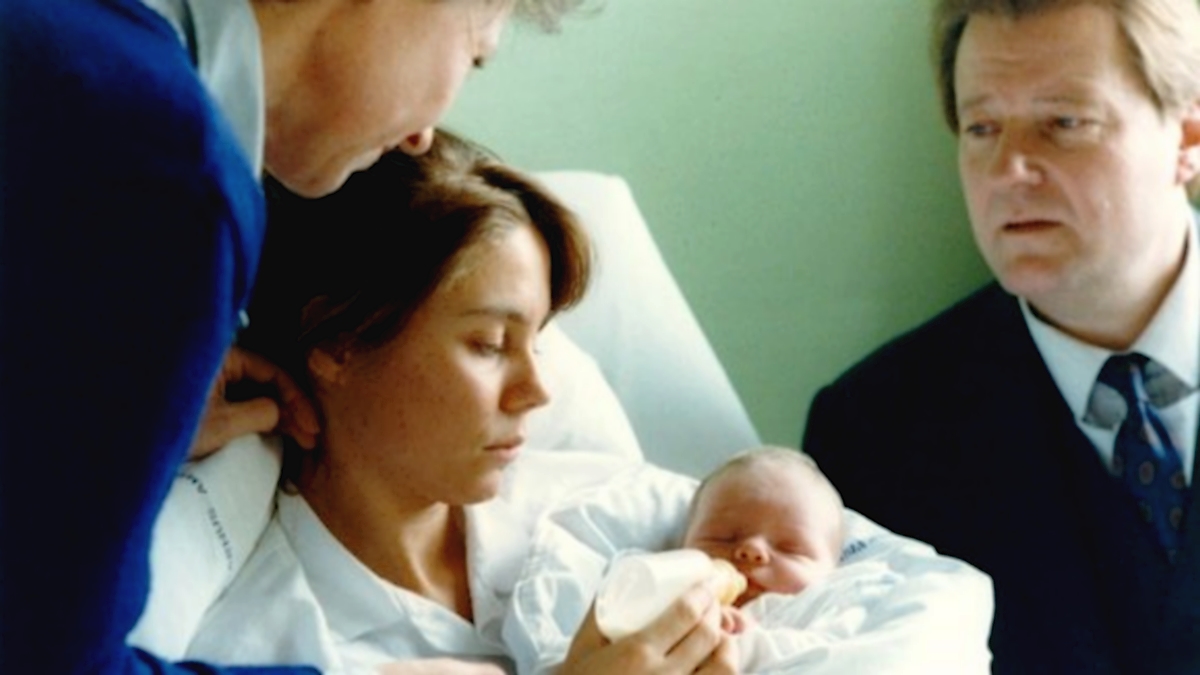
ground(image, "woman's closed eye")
xmin=467 ymin=330 xmax=507 ymax=357
xmin=471 ymin=340 xmax=503 ymax=356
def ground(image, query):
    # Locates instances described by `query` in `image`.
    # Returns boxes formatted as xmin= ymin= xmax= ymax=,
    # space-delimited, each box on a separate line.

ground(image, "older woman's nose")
xmin=733 ymin=538 xmax=769 ymax=566
xmin=397 ymin=129 xmax=435 ymax=156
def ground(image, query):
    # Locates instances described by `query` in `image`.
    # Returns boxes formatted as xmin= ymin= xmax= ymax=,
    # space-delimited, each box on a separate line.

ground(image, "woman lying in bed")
xmin=183 ymin=130 xmax=737 ymax=674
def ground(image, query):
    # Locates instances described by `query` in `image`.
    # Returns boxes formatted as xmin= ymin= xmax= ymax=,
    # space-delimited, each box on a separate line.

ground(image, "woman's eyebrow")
xmin=458 ymin=305 xmax=536 ymax=325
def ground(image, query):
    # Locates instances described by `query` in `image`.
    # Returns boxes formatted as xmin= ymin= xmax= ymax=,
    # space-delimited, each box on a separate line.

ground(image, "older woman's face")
xmin=315 ymin=221 xmax=552 ymax=508
xmin=264 ymin=0 xmax=512 ymax=197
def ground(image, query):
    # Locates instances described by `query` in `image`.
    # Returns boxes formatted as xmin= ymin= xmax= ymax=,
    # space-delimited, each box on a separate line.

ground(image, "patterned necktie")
xmin=1085 ymin=353 xmax=1193 ymax=560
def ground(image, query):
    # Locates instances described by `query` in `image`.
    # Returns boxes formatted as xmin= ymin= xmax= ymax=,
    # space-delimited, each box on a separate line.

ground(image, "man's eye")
xmin=960 ymin=120 xmax=998 ymax=138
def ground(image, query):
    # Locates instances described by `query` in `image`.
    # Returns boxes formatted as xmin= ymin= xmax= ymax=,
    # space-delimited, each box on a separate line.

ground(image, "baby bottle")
xmin=594 ymin=549 xmax=747 ymax=640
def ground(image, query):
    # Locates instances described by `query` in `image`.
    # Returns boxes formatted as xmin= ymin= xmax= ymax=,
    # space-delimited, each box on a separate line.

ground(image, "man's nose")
xmin=989 ymin=128 xmax=1044 ymax=187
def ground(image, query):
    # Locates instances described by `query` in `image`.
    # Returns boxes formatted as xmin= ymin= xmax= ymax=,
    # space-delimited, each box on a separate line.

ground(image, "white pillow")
xmin=128 ymin=434 xmax=283 ymax=659
xmin=533 ymin=172 xmax=761 ymax=476
xmin=526 ymin=321 xmax=641 ymax=460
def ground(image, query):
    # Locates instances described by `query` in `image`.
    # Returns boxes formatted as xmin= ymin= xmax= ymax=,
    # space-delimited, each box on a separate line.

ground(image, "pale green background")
xmin=446 ymin=1 xmax=993 ymax=446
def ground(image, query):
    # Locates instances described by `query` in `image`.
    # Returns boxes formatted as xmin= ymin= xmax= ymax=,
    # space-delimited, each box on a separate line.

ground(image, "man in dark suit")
xmin=803 ymin=1 xmax=1200 ymax=673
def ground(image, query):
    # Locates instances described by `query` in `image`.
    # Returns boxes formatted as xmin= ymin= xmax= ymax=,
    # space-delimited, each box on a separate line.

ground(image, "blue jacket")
xmin=0 ymin=0 xmax=313 ymax=672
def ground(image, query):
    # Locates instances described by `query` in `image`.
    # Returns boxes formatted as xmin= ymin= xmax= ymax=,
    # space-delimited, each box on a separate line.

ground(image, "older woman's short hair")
xmin=242 ymin=129 xmax=591 ymax=392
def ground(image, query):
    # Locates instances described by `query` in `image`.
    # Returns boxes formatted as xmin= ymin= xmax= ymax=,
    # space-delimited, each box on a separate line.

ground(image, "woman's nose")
xmin=504 ymin=353 xmax=551 ymax=415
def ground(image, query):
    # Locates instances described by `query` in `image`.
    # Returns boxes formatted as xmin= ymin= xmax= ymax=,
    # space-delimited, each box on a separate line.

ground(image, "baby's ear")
xmin=306 ymin=346 xmax=349 ymax=388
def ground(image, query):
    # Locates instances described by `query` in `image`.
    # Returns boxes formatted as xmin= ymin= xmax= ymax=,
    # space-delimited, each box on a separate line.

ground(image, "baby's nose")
xmin=733 ymin=539 xmax=769 ymax=565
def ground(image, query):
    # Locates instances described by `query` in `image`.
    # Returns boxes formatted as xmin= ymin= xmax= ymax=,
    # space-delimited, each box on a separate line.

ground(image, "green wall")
xmin=446 ymin=0 xmax=992 ymax=447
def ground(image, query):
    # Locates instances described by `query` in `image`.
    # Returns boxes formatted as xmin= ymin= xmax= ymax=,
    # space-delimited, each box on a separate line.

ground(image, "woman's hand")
xmin=188 ymin=345 xmax=320 ymax=460
xmin=720 ymin=606 xmax=753 ymax=636
xmin=377 ymin=658 xmax=507 ymax=675
xmin=560 ymin=580 xmax=740 ymax=675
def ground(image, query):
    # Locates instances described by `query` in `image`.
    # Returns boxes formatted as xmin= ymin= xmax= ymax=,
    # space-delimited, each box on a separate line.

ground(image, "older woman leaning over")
xmin=184 ymin=131 xmax=737 ymax=675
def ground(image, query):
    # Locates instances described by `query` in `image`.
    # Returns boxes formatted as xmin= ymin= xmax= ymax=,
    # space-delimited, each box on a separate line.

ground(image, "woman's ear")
xmin=307 ymin=346 xmax=349 ymax=388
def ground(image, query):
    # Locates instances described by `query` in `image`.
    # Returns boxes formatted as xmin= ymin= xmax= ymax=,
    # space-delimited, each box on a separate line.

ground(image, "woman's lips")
xmin=1003 ymin=219 xmax=1060 ymax=232
xmin=486 ymin=437 xmax=523 ymax=452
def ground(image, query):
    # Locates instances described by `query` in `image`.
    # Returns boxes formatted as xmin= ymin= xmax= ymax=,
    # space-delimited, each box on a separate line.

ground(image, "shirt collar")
xmin=1023 ymin=214 xmax=1200 ymax=423
xmin=275 ymin=489 xmax=530 ymax=647
xmin=276 ymin=491 xmax=407 ymax=641
xmin=139 ymin=0 xmax=265 ymax=175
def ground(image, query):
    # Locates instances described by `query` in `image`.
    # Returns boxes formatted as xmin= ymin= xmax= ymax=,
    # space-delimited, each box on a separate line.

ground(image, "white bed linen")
xmin=502 ymin=462 xmax=995 ymax=675
xmin=184 ymin=450 xmax=637 ymax=675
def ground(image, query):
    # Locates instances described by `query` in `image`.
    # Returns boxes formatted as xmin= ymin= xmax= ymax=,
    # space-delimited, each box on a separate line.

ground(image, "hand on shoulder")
xmin=189 ymin=345 xmax=320 ymax=460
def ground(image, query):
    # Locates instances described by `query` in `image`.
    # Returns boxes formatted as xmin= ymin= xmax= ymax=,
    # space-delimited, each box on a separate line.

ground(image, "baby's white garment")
xmin=184 ymin=449 xmax=635 ymax=674
xmin=501 ymin=462 xmax=995 ymax=675
xmin=734 ymin=562 xmax=903 ymax=671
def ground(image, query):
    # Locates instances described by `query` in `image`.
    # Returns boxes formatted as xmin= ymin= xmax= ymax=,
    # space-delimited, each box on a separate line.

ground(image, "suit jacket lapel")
xmin=954 ymin=288 xmax=1121 ymax=672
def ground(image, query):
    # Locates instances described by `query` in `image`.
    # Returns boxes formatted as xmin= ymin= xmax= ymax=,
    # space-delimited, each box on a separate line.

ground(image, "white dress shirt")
xmin=1022 ymin=224 xmax=1199 ymax=484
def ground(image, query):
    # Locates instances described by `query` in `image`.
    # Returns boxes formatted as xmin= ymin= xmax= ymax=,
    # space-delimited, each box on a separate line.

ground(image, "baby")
xmin=506 ymin=446 xmax=995 ymax=675
xmin=681 ymin=446 xmax=845 ymax=631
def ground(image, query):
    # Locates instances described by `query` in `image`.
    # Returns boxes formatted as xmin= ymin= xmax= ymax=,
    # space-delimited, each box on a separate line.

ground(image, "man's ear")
xmin=1177 ymin=101 xmax=1200 ymax=186
xmin=307 ymin=346 xmax=349 ymax=388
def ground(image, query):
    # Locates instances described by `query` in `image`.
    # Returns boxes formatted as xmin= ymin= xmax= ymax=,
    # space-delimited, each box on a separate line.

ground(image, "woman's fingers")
xmin=561 ymin=582 xmax=732 ymax=675
xmin=653 ymin=585 xmax=725 ymax=672
xmin=695 ymin=635 xmax=739 ymax=675
xmin=638 ymin=579 xmax=718 ymax=652
xmin=187 ymin=346 xmax=321 ymax=460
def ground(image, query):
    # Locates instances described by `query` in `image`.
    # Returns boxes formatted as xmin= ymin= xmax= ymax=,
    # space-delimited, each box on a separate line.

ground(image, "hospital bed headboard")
xmin=533 ymin=171 xmax=760 ymax=476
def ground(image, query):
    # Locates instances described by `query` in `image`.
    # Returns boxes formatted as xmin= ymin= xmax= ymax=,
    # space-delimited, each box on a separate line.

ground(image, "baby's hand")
xmin=719 ymin=605 xmax=754 ymax=635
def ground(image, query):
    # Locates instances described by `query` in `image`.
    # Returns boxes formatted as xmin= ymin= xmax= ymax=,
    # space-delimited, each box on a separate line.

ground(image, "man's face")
xmin=954 ymin=4 xmax=1198 ymax=331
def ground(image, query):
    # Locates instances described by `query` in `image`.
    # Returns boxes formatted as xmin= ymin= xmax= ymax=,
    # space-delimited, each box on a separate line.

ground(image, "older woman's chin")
xmin=265 ymin=148 xmax=373 ymax=199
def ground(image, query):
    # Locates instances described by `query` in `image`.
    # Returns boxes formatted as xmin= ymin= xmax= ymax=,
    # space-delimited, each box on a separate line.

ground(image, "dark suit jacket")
xmin=804 ymin=283 xmax=1200 ymax=675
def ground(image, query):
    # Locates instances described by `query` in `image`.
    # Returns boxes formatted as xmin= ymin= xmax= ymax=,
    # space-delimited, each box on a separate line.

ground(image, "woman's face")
xmin=314 ymin=221 xmax=552 ymax=508
xmin=263 ymin=0 xmax=513 ymax=197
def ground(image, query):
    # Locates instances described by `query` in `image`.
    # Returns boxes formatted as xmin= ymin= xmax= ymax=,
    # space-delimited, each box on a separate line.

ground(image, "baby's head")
xmin=683 ymin=446 xmax=844 ymax=605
